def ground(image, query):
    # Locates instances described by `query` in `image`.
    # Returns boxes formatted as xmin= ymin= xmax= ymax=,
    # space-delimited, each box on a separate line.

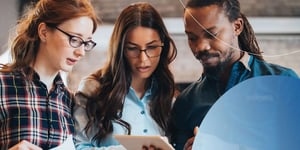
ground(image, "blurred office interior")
xmin=1 ymin=0 xmax=300 ymax=91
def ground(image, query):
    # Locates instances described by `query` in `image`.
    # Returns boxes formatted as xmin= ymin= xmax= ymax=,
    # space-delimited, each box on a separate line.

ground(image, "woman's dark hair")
xmin=83 ymin=2 xmax=177 ymax=144
xmin=186 ymin=0 xmax=263 ymax=60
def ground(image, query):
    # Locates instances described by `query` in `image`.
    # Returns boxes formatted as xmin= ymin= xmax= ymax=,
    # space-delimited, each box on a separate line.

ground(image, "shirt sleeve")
xmin=73 ymin=93 xmax=96 ymax=148
xmin=73 ymin=91 xmax=123 ymax=149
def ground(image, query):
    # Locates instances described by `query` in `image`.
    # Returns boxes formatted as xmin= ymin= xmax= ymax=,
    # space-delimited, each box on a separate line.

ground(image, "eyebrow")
xmin=185 ymin=26 xmax=217 ymax=35
xmin=126 ymin=40 xmax=161 ymax=46
xmin=68 ymin=31 xmax=93 ymax=40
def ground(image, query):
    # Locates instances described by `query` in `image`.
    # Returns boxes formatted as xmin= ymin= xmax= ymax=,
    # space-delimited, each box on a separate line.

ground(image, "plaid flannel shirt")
xmin=0 ymin=69 xmax=74 ymax=149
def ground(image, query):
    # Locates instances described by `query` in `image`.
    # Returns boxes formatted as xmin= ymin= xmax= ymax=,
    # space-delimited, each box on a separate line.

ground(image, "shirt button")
xmin=140 ymin=110 xmax=145 ymax=114
xmin=143 ymin=129 xmax=148 ymax=133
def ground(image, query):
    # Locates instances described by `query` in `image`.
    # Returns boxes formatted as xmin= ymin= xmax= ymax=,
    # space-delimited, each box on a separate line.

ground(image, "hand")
xmin=9 ymin=140 xmax=42 ymax=150
xmin=142 ymin=145 xmax=162 ymax=150
xmin=183 ymin=126 xmax=198 ymax=150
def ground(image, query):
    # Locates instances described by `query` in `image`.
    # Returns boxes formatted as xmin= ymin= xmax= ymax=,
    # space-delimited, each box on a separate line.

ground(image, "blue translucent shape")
xmin=193 ymin=76 xmax=300 ymax=150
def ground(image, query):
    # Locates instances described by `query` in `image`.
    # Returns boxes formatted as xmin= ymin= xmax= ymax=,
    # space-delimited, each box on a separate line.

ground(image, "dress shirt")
xmin=0 ymin=68 xmax=74 ymax=149
xmin=74 ymin=77 xmax=163 ymax=150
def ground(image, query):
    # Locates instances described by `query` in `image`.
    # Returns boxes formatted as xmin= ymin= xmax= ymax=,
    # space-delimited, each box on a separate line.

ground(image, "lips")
xmin=66 ymin=58 xmax=78 ymax=65
xmin=195 ymin=53 xmax=219 ymax=66
xmin=137 ymin=66 xmax=151 ymax=73
xmin=195 ymin=51 xmax=218 ymax=61
xmin=200 ymin=55 xmax=211 ymax=61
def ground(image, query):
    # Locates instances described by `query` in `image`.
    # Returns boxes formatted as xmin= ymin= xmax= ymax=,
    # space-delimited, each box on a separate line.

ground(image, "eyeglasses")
xmin=125 ymin=44 xmax=164 ymax=58
xmin=54 ymin=26 xmax=96 ymax=52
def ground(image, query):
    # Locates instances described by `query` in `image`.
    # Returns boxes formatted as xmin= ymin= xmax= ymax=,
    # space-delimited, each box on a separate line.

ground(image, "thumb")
xmin=194 ymin=126 xmax=198 ymax=135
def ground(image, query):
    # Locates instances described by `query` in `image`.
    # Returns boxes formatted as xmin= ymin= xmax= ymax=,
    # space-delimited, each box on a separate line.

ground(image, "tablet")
xmin=114 ymin=135 xmax=174 ymax=150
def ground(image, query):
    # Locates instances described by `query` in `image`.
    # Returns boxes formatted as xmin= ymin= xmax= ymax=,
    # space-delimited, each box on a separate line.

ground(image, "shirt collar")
xmin=238 ymin=52 xmax=252 ymax=71
xmin=129 ymin=77 xmax=157 ymax=100
xmin=20 ymin=67 xmax=66 ymax=92
xmin=147 ymin=77 xmax=157 ymax=95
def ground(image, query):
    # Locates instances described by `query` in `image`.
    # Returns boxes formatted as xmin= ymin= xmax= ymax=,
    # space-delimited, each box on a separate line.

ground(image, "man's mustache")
xmin=195 ymin=51 xmax=219 ymax=60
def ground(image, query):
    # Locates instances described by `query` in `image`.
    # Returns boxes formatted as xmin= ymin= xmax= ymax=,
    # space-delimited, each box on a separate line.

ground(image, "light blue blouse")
xmin=73 ymin=78 xmax=163 ymax=150
xmin=114 ymin=86 xmax=163 ymax=135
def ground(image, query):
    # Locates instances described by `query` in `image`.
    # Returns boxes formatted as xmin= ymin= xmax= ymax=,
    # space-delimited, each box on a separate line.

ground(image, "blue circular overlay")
xmin=192 ymin=76 xmax=300 ymax=150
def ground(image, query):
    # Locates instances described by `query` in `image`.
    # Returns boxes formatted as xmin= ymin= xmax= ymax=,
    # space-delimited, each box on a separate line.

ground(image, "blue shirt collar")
xmin=238 ymin=52 xmax=252 ymax=71
xmin=128 ymin=77 xmax=157 ymax=101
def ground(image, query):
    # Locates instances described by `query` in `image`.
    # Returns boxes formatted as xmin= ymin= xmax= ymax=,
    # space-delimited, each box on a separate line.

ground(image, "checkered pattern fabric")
xmin=0 ymin=69 xmax=74 ymax=149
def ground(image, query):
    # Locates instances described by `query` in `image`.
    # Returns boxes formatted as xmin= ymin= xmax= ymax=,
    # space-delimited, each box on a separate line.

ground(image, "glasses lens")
xmin=125 ymin=45 xmax=163 ymax=58
xmin=146 ymin=46 xmax=162 ymax=57
xmin=69 ymin=37 xmax=83 ymax=48
xmin=84 ymin=41 xmax=96 ymax=51
xmin=126 ymin=47 xmax=140 ymax=58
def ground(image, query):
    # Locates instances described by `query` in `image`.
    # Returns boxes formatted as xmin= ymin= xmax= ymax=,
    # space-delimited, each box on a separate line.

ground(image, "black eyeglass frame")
xmin=125 ymin=44 xmax=164 ymax=58
xmin=50 ymin=26 xmax=97 ymax=52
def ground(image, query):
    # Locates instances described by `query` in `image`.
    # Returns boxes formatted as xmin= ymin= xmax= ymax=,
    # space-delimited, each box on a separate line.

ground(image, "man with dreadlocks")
xmin=168 ymin=0 xmax=298 ymax=149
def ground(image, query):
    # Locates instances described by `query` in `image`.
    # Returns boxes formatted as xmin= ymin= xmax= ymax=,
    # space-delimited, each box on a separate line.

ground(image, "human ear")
xmin=38 ymin=22 xmax=48 ymax=42
xmin=233 ymin=18 xmax=243 ymax=36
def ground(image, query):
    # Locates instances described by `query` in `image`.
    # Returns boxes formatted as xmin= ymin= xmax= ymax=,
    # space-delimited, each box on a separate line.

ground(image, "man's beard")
xmin=204 ymin=63 xmax=225 ymax=79
xmin=201 ymin=48 xmax=235 ymax=80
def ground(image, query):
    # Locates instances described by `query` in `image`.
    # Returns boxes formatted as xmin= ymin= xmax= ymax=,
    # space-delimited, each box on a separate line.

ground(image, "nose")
xmin=194 ymin=38 xmax=211 ymax=53
xmin=139 ymin=50 xmax=149 ymax=61
xmin=74 ymin=45 xmax=86 ymax=57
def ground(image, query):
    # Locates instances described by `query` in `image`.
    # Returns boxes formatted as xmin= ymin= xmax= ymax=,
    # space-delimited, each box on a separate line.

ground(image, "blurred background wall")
xmin=1 ymin=0 xmax=300 ymax=91
xmin=0 ymin=0 xmax=18 ymax=56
